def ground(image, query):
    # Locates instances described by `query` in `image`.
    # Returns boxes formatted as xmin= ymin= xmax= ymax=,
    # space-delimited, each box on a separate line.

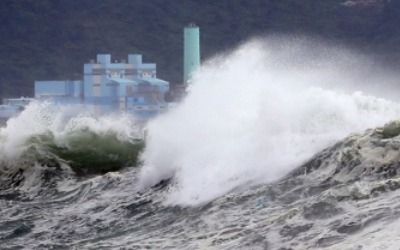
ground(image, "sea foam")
xmin=139 ymin=37 xmax=400 ymax=206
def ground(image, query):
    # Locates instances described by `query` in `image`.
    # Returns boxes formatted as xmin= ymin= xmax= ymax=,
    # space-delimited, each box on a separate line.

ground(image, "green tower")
xmin=184 ymin=24 xmax=200 ymax=85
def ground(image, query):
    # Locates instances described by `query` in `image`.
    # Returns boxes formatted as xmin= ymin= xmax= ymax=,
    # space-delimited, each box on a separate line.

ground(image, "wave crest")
xmin=138 ymin=37 xmax=400 ymax=206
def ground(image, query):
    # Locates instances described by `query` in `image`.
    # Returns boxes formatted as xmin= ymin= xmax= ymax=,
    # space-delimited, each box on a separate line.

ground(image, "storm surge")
xmin=140 ymin=38 xmax=400 ymax=206
xmin=3 ymin=37 xmax=400 ymax=249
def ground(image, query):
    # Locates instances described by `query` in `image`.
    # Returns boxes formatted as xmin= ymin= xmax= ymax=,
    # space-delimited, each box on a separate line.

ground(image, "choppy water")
xmin=2 ymin=37 xmax=400 ymax=249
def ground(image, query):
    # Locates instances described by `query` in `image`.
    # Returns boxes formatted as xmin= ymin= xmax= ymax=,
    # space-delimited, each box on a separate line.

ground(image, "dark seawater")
xmin=2 ymin=122 xmax=400 ymax=249
xmin=3 ymin=38 xmax=400 ymax=249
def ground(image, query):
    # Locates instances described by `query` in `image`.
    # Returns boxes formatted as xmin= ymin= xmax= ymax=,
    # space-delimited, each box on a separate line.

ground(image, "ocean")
xmin=2 ymin=37 xmax=400 ymax=249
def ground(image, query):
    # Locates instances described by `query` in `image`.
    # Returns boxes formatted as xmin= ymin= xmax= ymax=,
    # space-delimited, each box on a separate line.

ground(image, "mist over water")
xmin=139 ymin=37 xmax=400 ymax=206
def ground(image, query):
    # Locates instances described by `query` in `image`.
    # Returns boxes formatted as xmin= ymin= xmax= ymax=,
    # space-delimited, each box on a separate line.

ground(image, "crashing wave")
xmin=290 ymin=120 xmax=400 ymax=193
xmin=0 ymin=102 xmax=145 ymax=196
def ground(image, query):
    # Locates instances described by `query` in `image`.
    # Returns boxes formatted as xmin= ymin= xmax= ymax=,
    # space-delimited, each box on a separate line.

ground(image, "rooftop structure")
xmin=35 ymin=54 xmax=170 ymax=119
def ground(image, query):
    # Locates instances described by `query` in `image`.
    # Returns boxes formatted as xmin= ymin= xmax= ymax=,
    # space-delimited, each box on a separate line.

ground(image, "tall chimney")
xmin=183 ymin=23 xmax=200 ymax=85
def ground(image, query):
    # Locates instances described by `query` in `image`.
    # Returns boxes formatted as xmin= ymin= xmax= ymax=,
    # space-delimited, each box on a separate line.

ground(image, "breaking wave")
xmin=139 ymin=38 xmax=400 ymax=206
xmin=0 ymin=102 xmax=144 ymax=193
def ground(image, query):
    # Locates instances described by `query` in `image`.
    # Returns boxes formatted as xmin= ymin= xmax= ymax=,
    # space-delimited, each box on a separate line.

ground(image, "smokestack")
xmin=183 ymin=23 xmax=200 ymax=85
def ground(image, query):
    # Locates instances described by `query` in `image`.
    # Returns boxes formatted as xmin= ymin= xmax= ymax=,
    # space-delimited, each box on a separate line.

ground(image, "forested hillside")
xmin=0 ymin=0 xmax=400 ymax=97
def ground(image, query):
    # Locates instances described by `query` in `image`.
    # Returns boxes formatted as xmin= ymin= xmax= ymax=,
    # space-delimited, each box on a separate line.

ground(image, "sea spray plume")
xmin=0 ymin=101 xmax=59 ymax=166
xmin=139 ymin=37 xmax=400 ymax=206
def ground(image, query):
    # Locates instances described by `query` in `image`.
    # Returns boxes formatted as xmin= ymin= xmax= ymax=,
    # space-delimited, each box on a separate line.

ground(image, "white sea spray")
xmin=139 ymin=37 xmax=400 ymax=206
